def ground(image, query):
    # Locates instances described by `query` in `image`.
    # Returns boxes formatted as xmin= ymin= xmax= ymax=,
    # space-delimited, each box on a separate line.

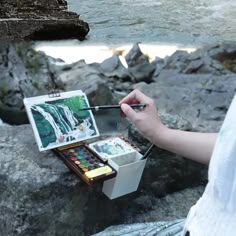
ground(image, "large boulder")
xmin=134 ymin=73 xmax=236 ymax=132
xmin=162 ymin=42 xmax=236 ymax=75
xmin=0 ymin=121 xmax=205 ymax=235
xmin=0 ymin=43 xmax=37 ymax=124
xmin=125 ymin=43 xmax=156 ymax=83
xmin=58 ymin=60 xmax=117 ymax=106
xmin=0 ymin=43 xmax=64 ymax=125
xmin=99 ymin=55 xmax=132 ymax=82
xmin=0 ymin=43 xmax=117 ymax=125
xmin=0 ymin=0 xmax=89 ymax=40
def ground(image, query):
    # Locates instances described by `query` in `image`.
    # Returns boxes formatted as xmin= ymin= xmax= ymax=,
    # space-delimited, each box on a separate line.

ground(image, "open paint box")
xmin=24 ymin=90 xmax=147 ymax=199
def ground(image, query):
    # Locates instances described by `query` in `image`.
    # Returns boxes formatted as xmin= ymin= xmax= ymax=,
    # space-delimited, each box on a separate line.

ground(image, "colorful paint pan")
xmin=62 ymin=145 xmax=112 ymax=179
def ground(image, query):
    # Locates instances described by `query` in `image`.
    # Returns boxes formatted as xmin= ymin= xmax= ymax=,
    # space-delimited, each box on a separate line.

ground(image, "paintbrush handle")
xmin=141 ymin=143 xmax=155 ymax=160
xmin=80 ymin=103 xmax=148 ymax=111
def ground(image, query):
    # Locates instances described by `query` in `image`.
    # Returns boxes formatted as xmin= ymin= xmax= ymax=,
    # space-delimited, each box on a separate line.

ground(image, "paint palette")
xmin=54 ymin=143 xmax=116 ymax=185
xmin=24 ymin=89 xmax=144 ymax=187
xmin=89 ymin=137 xmax=140 ymax=161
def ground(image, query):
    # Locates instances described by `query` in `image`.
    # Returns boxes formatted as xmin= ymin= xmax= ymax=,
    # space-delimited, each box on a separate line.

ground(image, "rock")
xmin=151 ymin=56 xmax=165 ymax=78
xmin=164 ymin=50 xmax=191 ymax=72
xmin=136 ymin=72 xmax=236 ymax=132
xmin=16 ymin=43 xmax=64 ymax=93
xmin=207 ymin=42 xmax=236 ymax=73
xmin=163 ymin=42 xmax=236 ymax=75
xmin=0 ymin=0 xmax=89 ymax=40
xmin=125 ymin=43 xmax=155 ymax=83
xmin=58 ymin=60 xmax=117 ymax=106
xmin=100 ymin=55 xmax=121 ymax=73
xmin=0 ymin=43 xmax=37 ymax=124
xmin=0 ymin=124 xmax=205 ymax=236
xmin=99 ymin=55 xmax=132 ymax=81
xmin=93 ymin=186 xmax=204 ymax=235
xmin=0 ymin=43 xmax=64 ymax=125
xmin=0 ymin=43 xmax=118 ymax=125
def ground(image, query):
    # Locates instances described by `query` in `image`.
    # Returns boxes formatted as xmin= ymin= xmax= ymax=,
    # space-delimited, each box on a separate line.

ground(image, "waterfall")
xmin=58 ymin=104 xmax=78 ymax=128
xmin=45 ymin=103 xmax=72 ymax=132
xmin=31 ymin=102 xmax=96 ymax=147
xmin=31 ymin=105 xmax=63 ymax=139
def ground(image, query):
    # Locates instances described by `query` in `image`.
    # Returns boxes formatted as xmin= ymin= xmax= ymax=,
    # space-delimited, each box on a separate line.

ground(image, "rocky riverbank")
xmin=0 ymin=42 xmax=235 ymax=235
xmin=0 ymin=0 xmax=89 ymax=40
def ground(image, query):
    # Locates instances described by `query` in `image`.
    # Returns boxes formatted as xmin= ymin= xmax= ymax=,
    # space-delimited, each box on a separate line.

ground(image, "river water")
xmin=36 ymin=0 xmax=236 ymax=63
xmin=67 ymin=0 xmax=236 ymax=46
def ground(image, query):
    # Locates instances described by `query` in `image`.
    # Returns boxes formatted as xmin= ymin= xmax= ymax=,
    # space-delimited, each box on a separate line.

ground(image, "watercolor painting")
xmin=89 ymin=137 xmax=136 ymax=160
xmin=24 ymin=90 xmax=99 ymax=151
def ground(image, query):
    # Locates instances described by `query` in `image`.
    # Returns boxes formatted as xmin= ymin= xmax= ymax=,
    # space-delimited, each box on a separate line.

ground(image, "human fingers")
xmin=120 ymin=103 xmax=139 ymax=123
xmin=119 ymin=89 xmax=150 ymax=105
xmin=119 ymin=90 xmax=138 ymax=105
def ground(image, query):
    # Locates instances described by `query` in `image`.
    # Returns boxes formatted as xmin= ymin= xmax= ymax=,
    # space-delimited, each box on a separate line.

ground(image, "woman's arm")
xmin=157 ymin=129 xmax=217 ymax=164
xmin=119 ymin=89 xmax=218 ymax=165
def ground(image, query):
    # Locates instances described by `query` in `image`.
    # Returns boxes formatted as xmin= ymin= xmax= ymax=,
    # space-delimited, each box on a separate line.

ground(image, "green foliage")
xmin=49 ymin=96 xmax=90 ymax=119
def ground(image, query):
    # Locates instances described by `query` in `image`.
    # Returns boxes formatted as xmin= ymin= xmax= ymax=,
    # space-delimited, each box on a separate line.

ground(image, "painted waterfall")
xmin=24 ymin=91 xmax=99 ymax=151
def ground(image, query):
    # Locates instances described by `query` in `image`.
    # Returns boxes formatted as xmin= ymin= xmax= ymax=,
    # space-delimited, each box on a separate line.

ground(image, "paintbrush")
xmin=141 ymin=143 xmax=155 ymax=160
xmin=80 ymin=104 xmax=148 ymax=111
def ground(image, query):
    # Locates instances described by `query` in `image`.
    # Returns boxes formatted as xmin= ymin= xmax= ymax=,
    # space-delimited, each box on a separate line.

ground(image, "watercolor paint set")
xmin=24 ymin=90 xmax=147 ymax=199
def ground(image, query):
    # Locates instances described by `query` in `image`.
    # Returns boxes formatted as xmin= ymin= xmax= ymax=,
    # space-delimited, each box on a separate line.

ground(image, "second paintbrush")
xmin=80 ymin=103 xmax=148 ymax=111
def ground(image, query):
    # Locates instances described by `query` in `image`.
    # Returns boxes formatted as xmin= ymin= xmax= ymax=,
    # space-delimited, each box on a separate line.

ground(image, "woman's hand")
xmin=119 ymin=89 xmax=217 ymax=164
xmin=119 ymin=89 xmax=167 ymax=144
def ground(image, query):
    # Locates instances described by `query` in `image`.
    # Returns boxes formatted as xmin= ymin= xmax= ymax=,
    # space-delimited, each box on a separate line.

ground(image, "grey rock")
xmin=0 ymin=124 xmax=205 ymax=236
xmin=163 ymin=42 xmax=236 ymax=75
xmin=125 ymin=43 xmax=149 ymax=68
xmin=151 ymin=57 xmax=165 ymax=77
xmin=0 ymin=0 xmax=89 ymax=40
xmin=0 ymin=44 xmax=118 ymax=125
xmin=0 ymin=43 xmax=64 ymax=125
xmin=100 ymin=55 xmax=120 ymax=73
xmin=0 ymin=43 xmax=37 ymax=124
xmin=99 ymin=55 xmax=132 ymax=81
xmin=93 ymin=186 xmax=205 ymax=235
xmin=17 ymin=43 xmax=64 ymax=93
xmin=58 ymin=60 xmax=117 ymax=106
xmin=125 ymin=43 xmax=155 ymax=83
xmin=164 ymin=50 xmax=191 ymax=72
xmin=135 ymin=73 xmax=236 ymax=131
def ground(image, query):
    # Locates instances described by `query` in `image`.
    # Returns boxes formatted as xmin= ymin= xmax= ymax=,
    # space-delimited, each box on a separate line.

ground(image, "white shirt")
xmin=183 ymin=95 xmax=236 ymax=235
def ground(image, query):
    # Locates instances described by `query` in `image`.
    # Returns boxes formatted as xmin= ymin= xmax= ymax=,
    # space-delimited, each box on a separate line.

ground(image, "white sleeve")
xmin=208 ymin=94 xmax=236 ymax=211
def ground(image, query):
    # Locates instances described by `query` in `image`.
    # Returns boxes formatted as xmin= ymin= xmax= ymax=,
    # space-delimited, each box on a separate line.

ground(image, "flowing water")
xmin=36 ymin=0 xmax=236 ymax=64
xmin=67 ymin=0 xmax=236 ymax=46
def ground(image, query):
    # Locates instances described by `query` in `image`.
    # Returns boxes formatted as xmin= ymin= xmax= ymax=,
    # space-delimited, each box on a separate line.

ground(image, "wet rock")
xmin=125 ymin=43 xmax=155 ymax=83
xmin=0 ymin=0 xmax=89 ymax=40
